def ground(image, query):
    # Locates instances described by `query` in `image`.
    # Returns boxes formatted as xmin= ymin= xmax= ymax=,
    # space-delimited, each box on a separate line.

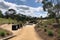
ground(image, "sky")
xmin=0 ymin=0 xmax=48 ymax=17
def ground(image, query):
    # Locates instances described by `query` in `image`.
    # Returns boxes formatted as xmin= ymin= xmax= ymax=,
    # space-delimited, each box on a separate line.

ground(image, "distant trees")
xmin=0 ymin=9 xmax=38 ymax=23
xmin=4 ymin=9 xmax=27 ymax=22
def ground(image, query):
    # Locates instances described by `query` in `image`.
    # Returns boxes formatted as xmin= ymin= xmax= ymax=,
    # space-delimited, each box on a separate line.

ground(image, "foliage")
xmin=0 ymin=8 xmax=38 ymax=24
xmin=44 ymin=29 xmax=47 ymax=32
xmin=0 ymin=31 xmax=6 ymax=37
xmin=0 ymin=10 xmax=4 ymax=18
xmin=42 ymin=0 xmax=60 ymax=23
xmin=48 ymin=10 xmax=56 ymax=18
xmin=47 ymin=30 xmax=53 ymax=36
xmin=42 ymin=19 xmax=56 ymax=25
xmin=5 ymin=9 xmax=16 ymax=19
xmin=0 ymin=29 xmax=7 ymax=37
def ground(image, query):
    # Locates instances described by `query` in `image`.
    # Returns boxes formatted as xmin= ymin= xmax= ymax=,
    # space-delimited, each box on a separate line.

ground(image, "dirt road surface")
xmin=0 ymin=24 xmax=43 ymax=40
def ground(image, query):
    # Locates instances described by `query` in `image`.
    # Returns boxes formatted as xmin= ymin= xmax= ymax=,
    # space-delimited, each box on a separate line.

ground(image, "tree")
xmin=0 ymin=10 xmax=4 ymax=18
xmin=8 ymin=9 xmax=16 ymax=14
xmin=48 ymin=10 xmax=56 ymax=18
xmin=40 ymin=16 xmax=43 ymax=24
xmin=5 ymin=9 xmax=16 ymax=19
xmin=41 ymin=0 xmax=60 ymax=24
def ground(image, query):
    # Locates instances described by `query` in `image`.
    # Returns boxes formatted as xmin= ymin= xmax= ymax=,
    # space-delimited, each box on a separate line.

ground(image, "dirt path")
xmin=0 ymin=24 xmax=43 ymax=40
xmin=9 ymin=24 xmax=43 ymax=40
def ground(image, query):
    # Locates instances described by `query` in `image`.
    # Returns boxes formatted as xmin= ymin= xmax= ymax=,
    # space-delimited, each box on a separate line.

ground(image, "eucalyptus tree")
xmin=5 ymin=9 xmax=16 ymax=19
xmin=41 ymin=0 xmax=60 ymax=24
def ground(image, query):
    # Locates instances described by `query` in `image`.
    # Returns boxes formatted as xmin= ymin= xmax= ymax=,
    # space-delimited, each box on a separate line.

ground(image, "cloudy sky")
xmin=0 ymin=0 xmax=47 ymax=17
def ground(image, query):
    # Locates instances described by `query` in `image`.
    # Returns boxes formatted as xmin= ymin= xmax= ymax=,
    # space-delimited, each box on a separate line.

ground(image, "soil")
xmin=0 ymin=27 xmax=13 ymax=39
xmin=0 ymin=24 xmax=43 ymax=40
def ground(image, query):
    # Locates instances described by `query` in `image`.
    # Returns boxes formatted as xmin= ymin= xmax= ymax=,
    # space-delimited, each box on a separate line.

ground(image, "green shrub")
xmin=45 ymin=25 xmax=47 ymax=27
xmin=48 ymin=30 xmax=53 ymax=36
xmin=0 ymin=31 xmax=6 ymax=37
xmin=44 ymin=29 xmax=47 ymax=32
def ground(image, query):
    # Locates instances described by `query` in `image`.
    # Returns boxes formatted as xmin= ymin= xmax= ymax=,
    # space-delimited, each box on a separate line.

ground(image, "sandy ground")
xmin=0 ymin=24 xmax=43 ymax=40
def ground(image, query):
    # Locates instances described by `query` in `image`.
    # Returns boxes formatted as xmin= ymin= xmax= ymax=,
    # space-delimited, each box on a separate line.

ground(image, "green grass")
xmin=42 ymin=18 xmax=56 ymax=25
xmin=0 ymin=18 xmax=18 ymax=24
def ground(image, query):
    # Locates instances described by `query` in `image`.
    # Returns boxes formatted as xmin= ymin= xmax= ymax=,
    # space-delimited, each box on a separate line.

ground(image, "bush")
xmin=48 ymin=30 xmax=53 ymax=36
xmin=44 ymin=29 xmax=47 ymax=32
xmin=45 ymin=25 xmax=47 ymax=27
xmin=0 ymin=31 xmax=6 ymax=37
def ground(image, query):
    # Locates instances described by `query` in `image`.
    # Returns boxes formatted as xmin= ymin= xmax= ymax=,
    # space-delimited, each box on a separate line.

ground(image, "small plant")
xmin=48 ymin=30 xmax=54 ymax=36
xmin=45 ymin=25 xmax=47 ymax=27
xmin=44 ymin=29 xmax=47 ymax=32
xmin=0 ymin=31 xmax=6 ymax=37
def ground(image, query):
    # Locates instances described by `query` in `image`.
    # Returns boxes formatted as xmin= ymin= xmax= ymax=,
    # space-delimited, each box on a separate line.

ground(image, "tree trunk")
xmin=55 ymin=17 xmax=59 ymax=24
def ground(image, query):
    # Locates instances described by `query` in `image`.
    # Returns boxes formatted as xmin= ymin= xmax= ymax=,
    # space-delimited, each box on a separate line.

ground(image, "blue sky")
xmin=0 ymin=0 xmax=47 ymax=17
xmin=5 ymin=0 xmax=43 ymax=7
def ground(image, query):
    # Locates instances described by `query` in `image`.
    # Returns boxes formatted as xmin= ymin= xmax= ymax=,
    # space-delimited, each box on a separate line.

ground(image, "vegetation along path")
xmin=9 ymin=24 xmax=43 ymax=40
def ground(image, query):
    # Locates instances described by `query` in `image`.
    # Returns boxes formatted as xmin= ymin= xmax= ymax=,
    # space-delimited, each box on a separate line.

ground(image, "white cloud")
xmin=0 ymin=0 xmax=4 ymax=2
xmin=4 ymin=2 xmax=17 ymax=7
xmin=20 ymin=0 xmax=26 ymax=2
xmin=0 ymin=0 xmax=47 ymax=17
xmin=35 ymin=0 xmax=43 ymax=3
